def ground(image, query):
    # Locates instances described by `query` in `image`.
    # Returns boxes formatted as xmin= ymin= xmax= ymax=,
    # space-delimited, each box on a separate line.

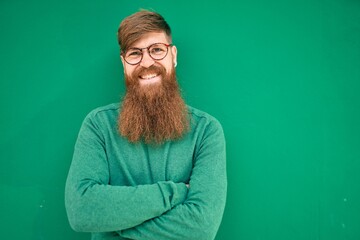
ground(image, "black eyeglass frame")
xmin=121 ymin=43 xmax=173 ymax=65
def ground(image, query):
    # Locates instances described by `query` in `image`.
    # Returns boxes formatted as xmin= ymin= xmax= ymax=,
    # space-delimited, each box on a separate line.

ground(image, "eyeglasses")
xmin=122 ymin=43 xmax=173 ymax=65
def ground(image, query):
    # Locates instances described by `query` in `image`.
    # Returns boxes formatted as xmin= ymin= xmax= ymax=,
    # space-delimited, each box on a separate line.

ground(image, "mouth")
xmin=139 ymin=72 xmax=161 ymax=85
xmin=139 ymin=73 xmax=159 ymax=80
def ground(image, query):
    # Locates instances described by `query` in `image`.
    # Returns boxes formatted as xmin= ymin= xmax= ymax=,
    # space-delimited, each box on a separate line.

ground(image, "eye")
xmin=126 ymin=49 xmax=142 ymax=58
xmin=150 ymin=46 xmax=166 ymax=55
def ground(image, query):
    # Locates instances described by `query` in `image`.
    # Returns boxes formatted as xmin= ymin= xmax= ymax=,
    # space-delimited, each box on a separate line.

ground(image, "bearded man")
xmin=65 ymin=10 xmax=227 ymax=240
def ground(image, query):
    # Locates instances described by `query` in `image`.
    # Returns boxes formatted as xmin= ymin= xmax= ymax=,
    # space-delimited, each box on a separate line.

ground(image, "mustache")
xmin=134 ymin=64 xmax=166 ymax=78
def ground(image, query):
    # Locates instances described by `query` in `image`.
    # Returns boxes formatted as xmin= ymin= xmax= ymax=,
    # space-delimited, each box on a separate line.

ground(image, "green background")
xmin=1 ymin=0 xmax=359 ymax=239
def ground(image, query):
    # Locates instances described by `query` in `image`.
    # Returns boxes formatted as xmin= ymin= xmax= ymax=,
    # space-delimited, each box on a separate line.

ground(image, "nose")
xmin=139 ymin=50 xmax=155 ymax=68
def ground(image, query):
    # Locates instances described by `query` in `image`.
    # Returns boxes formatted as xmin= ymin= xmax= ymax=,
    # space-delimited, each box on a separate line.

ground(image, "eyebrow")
xmin=129 ymin=42 xmax=170 ymax=49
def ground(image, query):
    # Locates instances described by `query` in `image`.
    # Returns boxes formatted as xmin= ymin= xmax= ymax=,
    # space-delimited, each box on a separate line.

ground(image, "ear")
xmin=171 ymin=45 xmax=177 ymax=67
xmin=120 ymin=55 xmax=126 ymax=73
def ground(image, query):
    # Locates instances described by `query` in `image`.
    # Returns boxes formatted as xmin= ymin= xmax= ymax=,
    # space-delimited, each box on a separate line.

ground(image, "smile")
xmin=139 ymin=73 xmax=161 ymax=85
xmin=140 ymin=73 xmax=159 ymax=80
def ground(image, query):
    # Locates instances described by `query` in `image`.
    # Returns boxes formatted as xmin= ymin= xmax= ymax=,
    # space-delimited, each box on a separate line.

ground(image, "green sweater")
xmin=65 ymin=103 xmax=227 ymax=240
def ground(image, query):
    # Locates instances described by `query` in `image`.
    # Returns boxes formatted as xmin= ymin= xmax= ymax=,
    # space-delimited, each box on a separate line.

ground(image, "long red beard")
xmin=118 ymin=64 xmax=189 ymax=144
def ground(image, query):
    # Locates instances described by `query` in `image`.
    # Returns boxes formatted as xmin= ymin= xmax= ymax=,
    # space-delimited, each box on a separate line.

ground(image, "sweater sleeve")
xmin=118 ymin=119 xmax=227 ymax=240
xmin=65 ymin=113 xmax=188 ymax=233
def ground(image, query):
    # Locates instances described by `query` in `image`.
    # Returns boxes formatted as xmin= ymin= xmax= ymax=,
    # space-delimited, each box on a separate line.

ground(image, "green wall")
xmin=1 ymin=0 xmax=359 ymax=239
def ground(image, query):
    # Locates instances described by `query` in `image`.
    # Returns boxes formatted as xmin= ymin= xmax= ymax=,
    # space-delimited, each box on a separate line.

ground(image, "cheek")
xmin=161 ymin=60 xmax=174 ymax=73
xmin=165 ymin=63 xmax=175 ymax=74
xmin=124 ymin=65 xmax=136 ymax=76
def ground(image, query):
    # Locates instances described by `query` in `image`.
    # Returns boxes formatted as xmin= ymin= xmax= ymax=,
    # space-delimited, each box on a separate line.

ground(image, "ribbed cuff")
xmin=171 ymin=182 xmax=188 ymax=207
xmin=157 ymin=181 xmax=189 ymax=209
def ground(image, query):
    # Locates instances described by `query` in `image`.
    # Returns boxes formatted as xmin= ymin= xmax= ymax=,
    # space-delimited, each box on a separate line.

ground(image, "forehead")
xmin=131 ymin=32 xmax=171 ymax=48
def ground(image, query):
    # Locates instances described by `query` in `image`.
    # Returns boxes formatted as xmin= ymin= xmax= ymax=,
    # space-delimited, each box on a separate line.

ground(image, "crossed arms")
xmin=65 ymin=113 xmax=227 ymax=240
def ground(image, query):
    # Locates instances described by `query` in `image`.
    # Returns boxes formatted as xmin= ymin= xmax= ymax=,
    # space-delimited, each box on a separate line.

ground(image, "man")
xmin=65 ymin=10 xmax=227 ymax=240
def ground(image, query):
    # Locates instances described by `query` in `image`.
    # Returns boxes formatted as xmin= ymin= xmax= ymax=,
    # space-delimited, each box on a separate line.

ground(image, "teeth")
xmin=140 ymin=73 xmax=158 ymax=79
